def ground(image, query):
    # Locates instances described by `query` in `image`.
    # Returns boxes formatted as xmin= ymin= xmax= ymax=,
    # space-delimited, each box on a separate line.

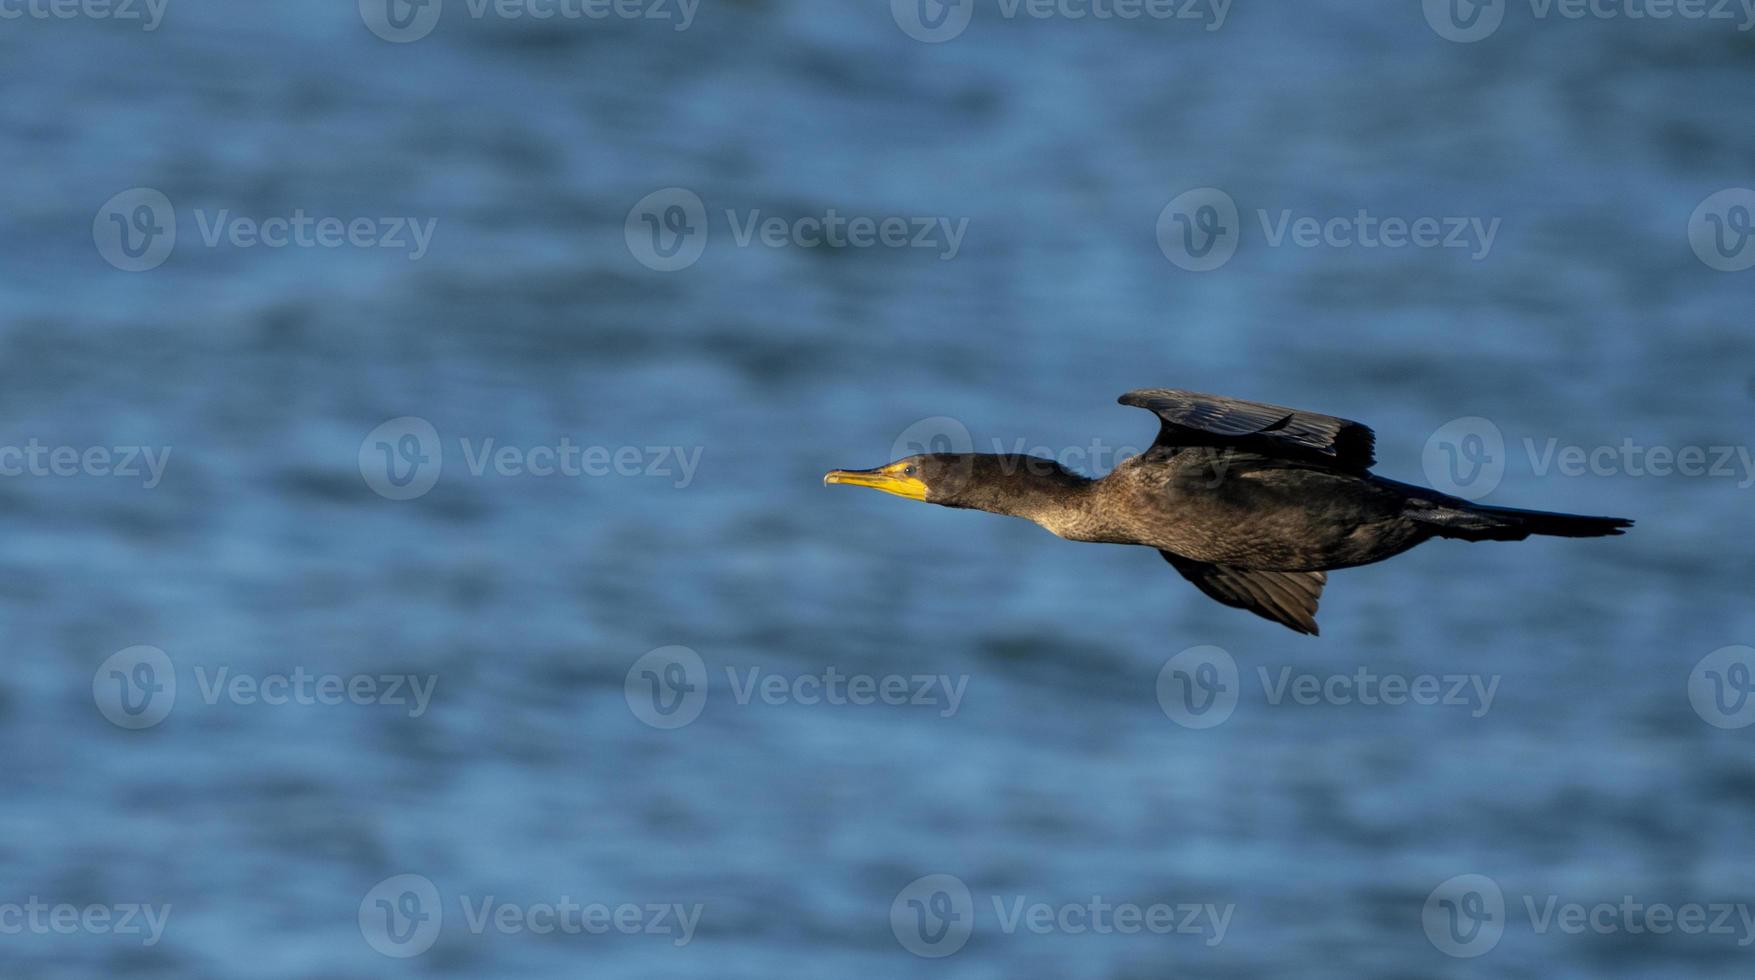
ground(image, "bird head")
xmin=824 ymin=453 xmax=1084 ymax=513
xmin=822 ymin=453 xmax=973 ymax=504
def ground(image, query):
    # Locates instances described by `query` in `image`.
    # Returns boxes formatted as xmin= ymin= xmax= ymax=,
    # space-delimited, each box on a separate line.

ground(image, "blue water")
xmin=3 ymin=1 xmax=1754 ymax=976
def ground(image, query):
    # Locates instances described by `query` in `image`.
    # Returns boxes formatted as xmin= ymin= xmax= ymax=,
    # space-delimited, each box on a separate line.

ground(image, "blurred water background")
xmin=2 ymin=0 xmax=1754 ymax=976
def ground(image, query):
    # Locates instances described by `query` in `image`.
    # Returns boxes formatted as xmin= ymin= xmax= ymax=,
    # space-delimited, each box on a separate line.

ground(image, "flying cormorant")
xmin=825 ymin=389 xmax=1632 ymax=634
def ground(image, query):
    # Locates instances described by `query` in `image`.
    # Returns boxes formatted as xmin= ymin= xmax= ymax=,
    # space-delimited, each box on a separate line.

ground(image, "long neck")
xmin=957 ymin=457 xmax=1108 ymax=541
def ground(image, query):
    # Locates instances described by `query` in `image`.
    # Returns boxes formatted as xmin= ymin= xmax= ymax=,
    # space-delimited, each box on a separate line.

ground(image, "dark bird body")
xmin=826 ymin=389 xmax=1632 ymax=634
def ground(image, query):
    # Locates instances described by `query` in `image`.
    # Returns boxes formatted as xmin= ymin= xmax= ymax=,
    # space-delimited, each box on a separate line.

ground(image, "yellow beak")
xmin=823 ymin=466 xmax=929 ymax=502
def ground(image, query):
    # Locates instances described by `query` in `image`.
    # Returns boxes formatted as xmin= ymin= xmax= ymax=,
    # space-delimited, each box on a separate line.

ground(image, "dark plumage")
xmin=825 ymin=389 xmax=1632 ymax=634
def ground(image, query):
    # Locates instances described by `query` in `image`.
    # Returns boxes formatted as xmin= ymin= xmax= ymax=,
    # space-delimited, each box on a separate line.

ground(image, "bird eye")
xmin=903 ymin=465 xmax=917 ymax=476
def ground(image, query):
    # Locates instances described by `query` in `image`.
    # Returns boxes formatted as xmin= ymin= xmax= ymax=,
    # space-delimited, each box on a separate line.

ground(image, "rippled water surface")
xmin=2 ymin=2 xmax=1753 ymax=977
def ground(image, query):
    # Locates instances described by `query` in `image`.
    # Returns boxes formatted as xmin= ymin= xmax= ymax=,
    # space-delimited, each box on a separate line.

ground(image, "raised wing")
xmin=1119 ymin=388 xmax=1376 ymax=471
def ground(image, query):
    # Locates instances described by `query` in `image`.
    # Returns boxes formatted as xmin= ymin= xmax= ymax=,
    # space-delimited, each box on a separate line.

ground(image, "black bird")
xmin=825 ymin=389 xmax=1632 ymax=634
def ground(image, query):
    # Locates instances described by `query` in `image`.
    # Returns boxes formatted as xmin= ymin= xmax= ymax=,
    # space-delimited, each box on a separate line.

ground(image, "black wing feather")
xmin=1119 ymin=388 xmax=1376 ymax=471
xmin=1160 ymin=551 xmax=1327 ymax=635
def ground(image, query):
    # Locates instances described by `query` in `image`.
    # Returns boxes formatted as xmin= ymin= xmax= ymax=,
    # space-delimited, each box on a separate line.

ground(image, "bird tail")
xmin=1408 ymin=500 xmax=1632 ymax=541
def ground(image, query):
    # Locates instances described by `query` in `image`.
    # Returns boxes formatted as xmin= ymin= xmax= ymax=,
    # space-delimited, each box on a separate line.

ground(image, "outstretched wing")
xmin=1160 ymin=550 xmax=1327 ymax=635
xmin=1119 ymin=388 xmax=1376 ymax=471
